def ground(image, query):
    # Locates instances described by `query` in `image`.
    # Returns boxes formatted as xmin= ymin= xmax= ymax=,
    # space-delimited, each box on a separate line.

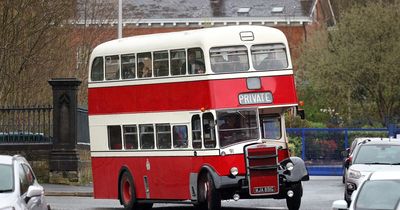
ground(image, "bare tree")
xmin=0 ymin=0 xmax=74 ymax=105
xmin=67 ymin=0 xmax=118 ymax=106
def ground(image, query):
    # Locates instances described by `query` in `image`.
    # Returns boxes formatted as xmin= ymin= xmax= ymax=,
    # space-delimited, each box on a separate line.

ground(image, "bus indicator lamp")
xmin=299 ymin=100 xmax=304 ymax=106
xmin=200 ymin=107 xmax=206 ymax=112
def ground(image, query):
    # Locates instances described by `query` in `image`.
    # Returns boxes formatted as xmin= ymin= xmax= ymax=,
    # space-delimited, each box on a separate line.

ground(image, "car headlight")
xmin=286 ymin=162 xmax=294 ymax=171
xmin=348 ymin=169 xmax=362 ymax=179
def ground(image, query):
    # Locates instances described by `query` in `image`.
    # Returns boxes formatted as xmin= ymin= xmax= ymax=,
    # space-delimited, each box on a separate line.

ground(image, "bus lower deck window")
xmin=140 ymin=124 xmax=155 ymax=149
xmin=108 ymin=126 xmax=122 ymax=150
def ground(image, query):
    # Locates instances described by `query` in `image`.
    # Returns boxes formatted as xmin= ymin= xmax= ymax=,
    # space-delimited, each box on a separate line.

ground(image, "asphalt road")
xmin=47 ymin=176 xmax=343 ymax=210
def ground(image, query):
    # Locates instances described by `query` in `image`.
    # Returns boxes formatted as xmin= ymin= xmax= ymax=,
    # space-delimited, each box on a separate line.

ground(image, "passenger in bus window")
xmin=138 ymin=62 xmax=151 ymax=78
xmin=219 ymin=114 xmax=241 ymax=145
xmin=220 ymin=115 xmax=239 ymax=130
xmin=183 ymin=49 xmax=205 ymax=74
xmin=122 ymin=66 xmax=135 ymax=79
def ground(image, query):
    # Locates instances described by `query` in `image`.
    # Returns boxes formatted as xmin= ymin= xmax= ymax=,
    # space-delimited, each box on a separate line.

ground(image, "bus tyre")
xmin=120 ymin=171 xmax=138 ymax=210
xmin=198 ymin=173 xmax=221 ymax=210
xmin=286 ymin=182 xmax=302 ymax=210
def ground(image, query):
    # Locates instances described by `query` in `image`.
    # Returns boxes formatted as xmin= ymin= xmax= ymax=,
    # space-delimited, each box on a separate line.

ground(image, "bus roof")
xmin=90 ymin=25 xmax=288 ymax=57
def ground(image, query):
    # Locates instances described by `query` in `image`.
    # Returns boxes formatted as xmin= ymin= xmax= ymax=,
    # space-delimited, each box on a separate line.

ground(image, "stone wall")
xmin=0 ymin=144 xmax=91 ymax=184
xmin=0 ymin=144 xmax=51 ymax=183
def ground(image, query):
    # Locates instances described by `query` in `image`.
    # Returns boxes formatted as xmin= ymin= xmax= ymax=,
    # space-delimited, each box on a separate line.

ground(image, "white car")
xmin=342 ymin=137 xmax=389 ymax=183
xmin=344 ymin=140 xmax=400 ymax=203
xmin=333 ymin=170 xmax=400 ymax=210
xmin=0 ymin=155 xmax=49 ymax=210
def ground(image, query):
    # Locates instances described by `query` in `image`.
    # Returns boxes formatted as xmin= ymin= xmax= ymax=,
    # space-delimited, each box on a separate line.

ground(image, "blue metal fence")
xmin=286 ymin=127 xmax=399 ymax=176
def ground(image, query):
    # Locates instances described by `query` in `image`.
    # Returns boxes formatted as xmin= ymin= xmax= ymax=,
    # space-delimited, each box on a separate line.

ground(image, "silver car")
xmin=344 ymin=140 xmax=400 ymax=203
xmin=0 ymin=155 xmax=49 ymax=210
xmin=333 ymin=170 xmax=400 ymax=210
xmin=342 ymin=137 xmax=388 ymax=183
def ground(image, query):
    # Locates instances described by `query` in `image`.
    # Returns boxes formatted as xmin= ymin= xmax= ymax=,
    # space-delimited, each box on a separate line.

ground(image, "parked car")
xmin=0 ymin=155 xmax=49 ymax=210
xmin=344 ymin=140 xmax=400 ymax=204
xmin=341 ymin=137 xmax=388 ymax=183
xmin=333 ymin=170 xmax=400 ymax=210
xmin=0 ymin=131 xmax=49 ymax=143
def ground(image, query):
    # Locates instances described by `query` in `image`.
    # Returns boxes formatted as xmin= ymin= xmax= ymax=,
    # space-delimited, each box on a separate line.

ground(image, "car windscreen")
xmin=355 ymin=180 xmax=400 ymax=210
xmin=0 ymin=164 xmax=14 ymax=193
xmin=353 ymin=145 xmax=400 ymax=164
xmin=217 ymin=109 xmax=259 ymax=147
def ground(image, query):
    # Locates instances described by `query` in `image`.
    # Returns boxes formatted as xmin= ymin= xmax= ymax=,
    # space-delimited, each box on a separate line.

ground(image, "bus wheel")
xmin=198 ymin=173 xmax=221 ymax=210
xmin=120 ymin=171 xmax=137 ymax=210
xmin=286 ymin=182 xmax=302 ymax=210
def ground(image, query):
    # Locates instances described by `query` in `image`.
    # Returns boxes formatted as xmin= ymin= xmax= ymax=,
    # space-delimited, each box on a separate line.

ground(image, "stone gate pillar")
xmin=48 ymin=78 xmax=82 ymax=184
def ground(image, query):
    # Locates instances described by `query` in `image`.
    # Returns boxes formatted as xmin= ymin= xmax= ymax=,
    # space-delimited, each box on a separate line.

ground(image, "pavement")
xmin=42 ymin=176 xmax=340 ymax=197
xmin=43 ymin=183 xmax=93 ymax=197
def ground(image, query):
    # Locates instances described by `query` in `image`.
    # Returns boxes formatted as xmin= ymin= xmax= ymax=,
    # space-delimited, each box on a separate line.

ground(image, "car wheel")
xmin=197 ymin=173 xmax=221 ymax=210
xmin=286 ymin=182 xmax=302 ymax=210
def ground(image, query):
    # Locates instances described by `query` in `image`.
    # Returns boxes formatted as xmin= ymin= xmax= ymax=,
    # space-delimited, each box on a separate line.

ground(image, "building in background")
xmin=72 ymin=0 xmax=335 ymax=69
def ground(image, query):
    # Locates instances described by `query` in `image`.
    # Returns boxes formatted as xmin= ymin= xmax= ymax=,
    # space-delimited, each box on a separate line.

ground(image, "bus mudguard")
xmin=280 ymin=157 xmax=309 ymax=182
xmin=198 ymin=165 xmax=243 ymax=190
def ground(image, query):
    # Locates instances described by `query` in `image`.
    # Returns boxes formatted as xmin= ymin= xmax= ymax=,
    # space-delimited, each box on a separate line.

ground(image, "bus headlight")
xmin=230 ymin=167 xmax=239 ymax=176
xmin=286 ymin=162 xmax=294 ymax=171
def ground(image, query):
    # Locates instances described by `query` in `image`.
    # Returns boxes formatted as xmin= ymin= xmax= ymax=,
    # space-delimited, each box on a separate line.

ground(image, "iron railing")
xmin=0 ymin=106 xmax=53 ymax=144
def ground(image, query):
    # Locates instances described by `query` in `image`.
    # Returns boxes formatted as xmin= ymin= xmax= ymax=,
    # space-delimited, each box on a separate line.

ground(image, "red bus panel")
xmin=88 ymin=75 xmax=297 ymax=115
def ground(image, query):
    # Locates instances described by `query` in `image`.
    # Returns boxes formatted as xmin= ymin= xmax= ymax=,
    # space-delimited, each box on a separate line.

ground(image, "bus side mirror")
xmin=297 ymin=107 xmax=305 ymax=119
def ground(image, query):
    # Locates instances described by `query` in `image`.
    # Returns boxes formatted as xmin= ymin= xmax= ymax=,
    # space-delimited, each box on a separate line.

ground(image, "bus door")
xmin=191 ymin=112 xmax=217 ymax=150
xmin=189 ymin=112 xmax=218 ymax=200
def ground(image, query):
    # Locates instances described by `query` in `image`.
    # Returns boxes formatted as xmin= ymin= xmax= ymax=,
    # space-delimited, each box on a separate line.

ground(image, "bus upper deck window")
xmin=170 ymin=49 xmax=186 ymax=76
xmin=251 ymin=44 xmax=288 ymax=70
xmin=187 ymin=48 xmax=205 ymax=75
xmin=210 ymin=46 xmax=249 ymax=73
xmin=138 ymin=52 xmax=152 ymax=78
xmin=91 ymin=57 xmax=104 ymax=81
xmin=121 ymin=54 xmax=136 ymax=79
xmin=154 ymin=51 xmax=169 ymax=77
xmin=105 ymin=55 xmax=120 ymax=80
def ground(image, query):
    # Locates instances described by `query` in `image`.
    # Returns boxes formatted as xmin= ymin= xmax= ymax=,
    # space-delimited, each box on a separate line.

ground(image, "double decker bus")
xmin=88 ymin=25 xmax=309 ymax=210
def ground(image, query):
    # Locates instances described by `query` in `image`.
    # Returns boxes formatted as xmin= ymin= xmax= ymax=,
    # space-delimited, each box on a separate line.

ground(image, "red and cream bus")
xmin=88 ymin=25 xmax=309 ymax=210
